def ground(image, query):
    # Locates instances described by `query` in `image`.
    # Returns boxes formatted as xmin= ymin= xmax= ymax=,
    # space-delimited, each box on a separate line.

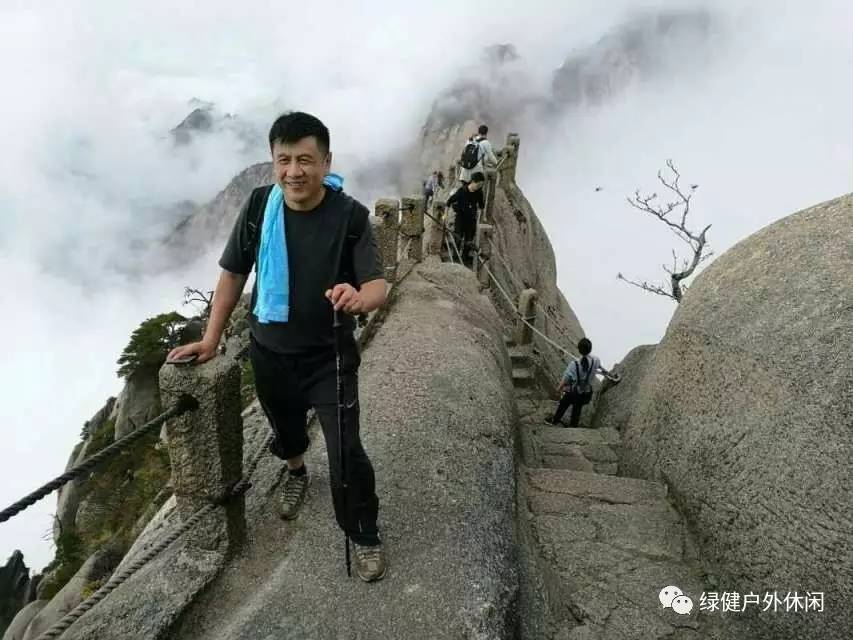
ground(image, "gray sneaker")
xmin=279 ymin=471 xmax=310 ymax=520
xmin=353 ymin=543 xmax=387 ymax=582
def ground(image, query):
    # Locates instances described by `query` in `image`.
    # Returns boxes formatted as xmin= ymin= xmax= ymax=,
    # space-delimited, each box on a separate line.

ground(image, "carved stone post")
xmin=484 ymin=168 xmax=497 ymax=223
xmin=499 ymin=133 xmax=520 ymax=185
xmin=516 ymin=288 xmax=537 ymax=346
xmin=475 ymin=224 xmax=494 ymax=288
xmin=375 ymin=199 xmax=400 ymax=282
xmin=426 ymin=201 xmax=446 ymax=257
xmin=159 ymin=355 xmax=244 ymax=554
xmin=400 ymin=196 xmax=425 ymax=262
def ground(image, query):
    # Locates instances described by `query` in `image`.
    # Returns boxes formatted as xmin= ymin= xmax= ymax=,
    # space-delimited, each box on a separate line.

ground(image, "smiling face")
xmin=271 ymin=135 xmax=331 ymax=210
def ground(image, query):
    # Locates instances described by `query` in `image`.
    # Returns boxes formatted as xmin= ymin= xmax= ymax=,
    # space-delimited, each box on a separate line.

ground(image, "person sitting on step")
xmin=544 ymin=338 xmax=610 ymax=428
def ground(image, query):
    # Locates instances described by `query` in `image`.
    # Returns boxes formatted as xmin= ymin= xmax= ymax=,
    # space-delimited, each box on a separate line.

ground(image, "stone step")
xmin=507 ymin=345 xmax=532 ymax=367
xmin=521 ymin=468 xmax=723 ymax=638
xmin=511 ymin=368 xmax=534 ymax=388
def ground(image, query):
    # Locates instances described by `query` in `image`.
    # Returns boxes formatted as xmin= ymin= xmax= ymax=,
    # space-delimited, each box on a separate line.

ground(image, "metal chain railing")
xmin=36 ymin=431 xmax=274 ymax=640
xmin=0 ymin=395 xmax=198 ymax=525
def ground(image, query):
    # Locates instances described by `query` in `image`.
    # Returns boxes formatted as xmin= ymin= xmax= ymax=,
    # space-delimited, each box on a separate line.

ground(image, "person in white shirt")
xmin=544 ymin=338 xmax=610 ymax=427
xmin=458 ymin=124 xmax=499 ymax=184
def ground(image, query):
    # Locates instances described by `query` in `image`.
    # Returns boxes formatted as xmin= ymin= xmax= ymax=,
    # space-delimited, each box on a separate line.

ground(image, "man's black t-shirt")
xmin=447 ymin=185 xmax=484 ymax=220
xmin=218 ymin=186 xmax=384 ymax=354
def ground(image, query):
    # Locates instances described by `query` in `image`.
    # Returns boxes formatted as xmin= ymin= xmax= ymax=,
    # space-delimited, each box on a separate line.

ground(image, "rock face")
xmin=552 ymin=9 xmax=713 ymax=107
xmin=2 ymin=601 xmax=46 ymax=640
xmin=20 ymin=551 xmax=118 ymax=640
xmin=622 ymin=193 xmax=853 ymax=639
xmin=491 ymin=139 xmax=585 ymax=386
xmin=114 ymin=370 xmax=162 ymax=440
xmin=0 ymin=552 xmax=31 ymax=637
xmin=166 ymin=162 xmax=272 ymax=262
xmin=591 ymin=344 xmax=656 ymax=433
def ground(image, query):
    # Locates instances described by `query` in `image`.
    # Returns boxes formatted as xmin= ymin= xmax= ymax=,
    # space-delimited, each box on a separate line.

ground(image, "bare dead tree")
xmin=618 ymin=160 xmax=713 ymax=302
xmin=183 ymin=287 xmax=213 ymax=317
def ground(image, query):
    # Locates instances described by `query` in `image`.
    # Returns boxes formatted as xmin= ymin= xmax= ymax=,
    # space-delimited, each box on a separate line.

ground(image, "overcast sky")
xmin=1 ymin=0 xmax=852 ymax=571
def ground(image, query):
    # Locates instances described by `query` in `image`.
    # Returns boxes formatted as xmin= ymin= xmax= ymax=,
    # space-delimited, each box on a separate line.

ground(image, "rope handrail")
xmin=0 ymin=395 xmax=198 ymax=525
xmin=37 ymin=431 xmax=274 ymax=640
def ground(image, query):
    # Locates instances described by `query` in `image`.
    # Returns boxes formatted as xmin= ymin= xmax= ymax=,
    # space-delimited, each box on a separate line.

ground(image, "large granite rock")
xmin=591 ymin=344 xmax=656 ymax=433
xmin=1 ymin=601 xmax=46 ymax=640
xmin=114 ymin=370 xmax=162 ymax=439
xmin=622 ymin=193 xmax=853 ymax=639
xmin=21 ymin=551 xmax=118 ymax=640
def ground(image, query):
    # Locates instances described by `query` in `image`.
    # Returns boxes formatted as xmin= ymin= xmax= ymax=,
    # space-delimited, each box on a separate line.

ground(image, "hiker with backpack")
xmin=446 ymin=171 xmax=485 ymax=267
xmin=166 ymin=111 xmax=388 ymax=582
xmin=458 ymin=124 xmax=498 ymax=184
xmin=544 ymin=338 xmax=609 ymax=428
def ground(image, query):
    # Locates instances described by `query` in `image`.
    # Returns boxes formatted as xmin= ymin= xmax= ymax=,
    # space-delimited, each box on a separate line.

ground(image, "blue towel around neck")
xmin=253 ymin=184 xmax=289 ymax=323
xmin=252 ymin=174 xmax=345 ymax=324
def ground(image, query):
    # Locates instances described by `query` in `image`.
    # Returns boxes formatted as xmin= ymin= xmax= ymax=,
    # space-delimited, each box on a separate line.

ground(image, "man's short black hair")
xmin=269 ymin=111 xmax=330 ymax=155
xmin=478 ymin=124 xmax=488 ymax=135
xmin=577 ymin=338 xmax=592 ymax=355
xmin=471 ymin=171 xmax=485 ymax=183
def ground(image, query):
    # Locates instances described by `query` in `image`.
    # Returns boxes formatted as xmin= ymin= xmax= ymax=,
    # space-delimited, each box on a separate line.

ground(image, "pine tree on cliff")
xmin=116 ymin=312 xmax=189 ymax=379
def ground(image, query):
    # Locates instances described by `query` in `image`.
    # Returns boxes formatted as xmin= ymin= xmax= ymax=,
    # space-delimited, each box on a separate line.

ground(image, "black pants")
xmin=552 ymin=391 xmax=592 ymax=427
xmin=249 ymin=335 xmax=380 ymax=546
xmin=454 ymin=210 xmax=476 ymax=264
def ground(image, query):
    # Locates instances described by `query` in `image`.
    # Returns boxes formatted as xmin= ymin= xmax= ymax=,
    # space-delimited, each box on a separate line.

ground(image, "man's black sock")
xmin=289 ymin=464 xmax=307 ymax=477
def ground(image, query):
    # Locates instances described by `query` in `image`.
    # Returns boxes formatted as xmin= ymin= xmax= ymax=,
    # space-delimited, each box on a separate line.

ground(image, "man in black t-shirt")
xmin=167 ymin=112 xmax=388 ymax=582
xmin=446 ymin=171 xmax=485 ymax=267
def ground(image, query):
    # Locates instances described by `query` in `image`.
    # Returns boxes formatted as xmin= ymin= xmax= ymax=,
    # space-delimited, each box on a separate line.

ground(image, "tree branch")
xmin=617 ymin=273 xmax=679 ymax=301
xmin=621 ymin=161 xmax=714 ymax=303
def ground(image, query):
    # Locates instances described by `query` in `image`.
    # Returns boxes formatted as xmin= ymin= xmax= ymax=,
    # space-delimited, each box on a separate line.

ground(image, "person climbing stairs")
xmin=505 ymin=334 xmax=733 ymax=639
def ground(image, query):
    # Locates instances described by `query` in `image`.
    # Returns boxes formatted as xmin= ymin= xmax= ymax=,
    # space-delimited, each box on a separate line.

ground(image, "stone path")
xmin=507 ymin=339 xmax=734 ymax=640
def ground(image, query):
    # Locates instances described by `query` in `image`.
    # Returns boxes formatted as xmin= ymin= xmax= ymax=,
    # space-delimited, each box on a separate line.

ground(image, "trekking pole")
xmin=333 ymin=308 xmax=352 ymax=577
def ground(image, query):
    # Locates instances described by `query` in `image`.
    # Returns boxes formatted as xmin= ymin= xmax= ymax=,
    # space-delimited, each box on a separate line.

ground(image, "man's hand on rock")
xmin=166 ymin=340 xmax=218 ymax=365
xmin=326 ymin=283 xmax=364 ymax=314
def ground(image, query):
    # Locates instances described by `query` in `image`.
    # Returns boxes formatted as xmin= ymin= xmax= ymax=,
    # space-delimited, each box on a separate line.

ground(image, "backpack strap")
xmin=245 ymin=185 xmax=275 ymax=274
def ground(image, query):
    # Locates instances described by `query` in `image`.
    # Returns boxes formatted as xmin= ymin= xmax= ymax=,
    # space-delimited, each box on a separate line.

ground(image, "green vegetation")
xmin=116 ymin=312 xmax=189 ymax=379
xmin=42 ymin=419 xmax=171 ymax=597
xmin=76 ymin=428 xmax=171 ymax=554
xmin=39 ymin=530 xmax=85 ymax=600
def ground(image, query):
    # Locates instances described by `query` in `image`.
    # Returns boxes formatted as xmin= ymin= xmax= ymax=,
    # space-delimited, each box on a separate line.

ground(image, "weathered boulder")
xmin=21 ymin=551 xmax=118 ymax=640
xmin=1 ymin=601 xmax=46 ymax=640
xmin=622 ymin=193 xmax=853 ymax=639
xmin=114 ymin=369 xmax=161 ymax=439
xmin=591 ymin=344 xmax=656 ymax=433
